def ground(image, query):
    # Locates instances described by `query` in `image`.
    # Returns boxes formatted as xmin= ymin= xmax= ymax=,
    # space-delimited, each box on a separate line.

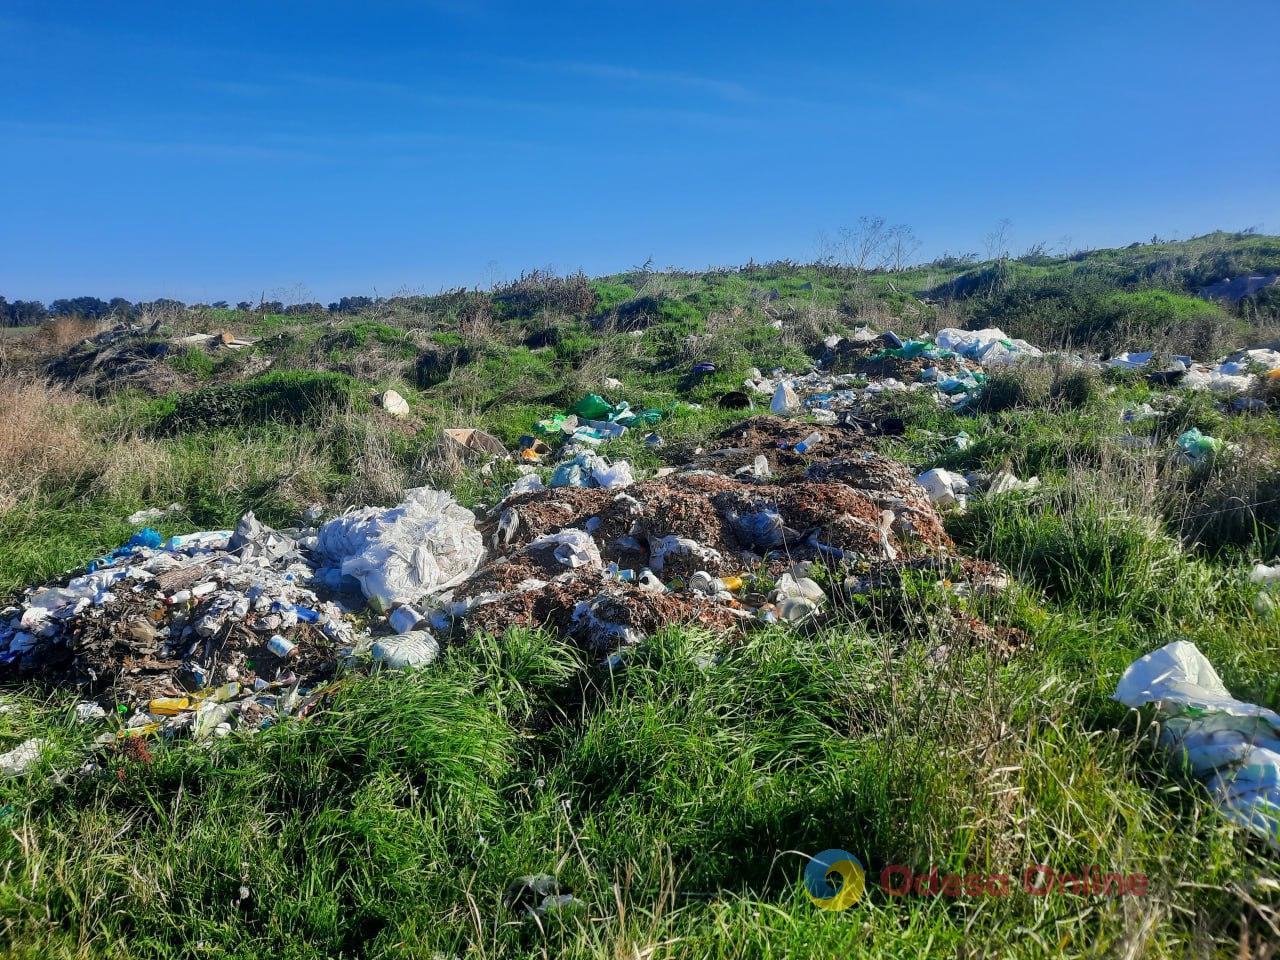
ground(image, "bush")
xmin=157 ymin=371 xmax=358 ymax=432
xmin=977 ymin=363 xmax=1053 ymax=412
xmin=979 ymin=360 xmax=1101 ymax=413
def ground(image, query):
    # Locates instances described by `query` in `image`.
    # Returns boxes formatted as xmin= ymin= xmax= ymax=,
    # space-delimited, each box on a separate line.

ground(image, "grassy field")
xmin=2 ymin=234 xmax=1280 ymax=957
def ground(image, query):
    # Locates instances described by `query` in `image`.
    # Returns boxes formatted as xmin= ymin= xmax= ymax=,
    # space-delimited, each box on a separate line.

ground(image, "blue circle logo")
xmin=803 ymin=848 xmax=865 ymax=910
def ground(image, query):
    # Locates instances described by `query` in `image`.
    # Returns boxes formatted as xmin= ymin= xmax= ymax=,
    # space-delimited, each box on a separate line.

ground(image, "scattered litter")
xmin=1115 ymin=641 xmax=1280 ymax=849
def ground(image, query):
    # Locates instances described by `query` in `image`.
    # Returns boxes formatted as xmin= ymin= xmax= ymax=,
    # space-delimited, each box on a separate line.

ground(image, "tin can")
xmin=266 ymin=634 xmax=297 ymax=658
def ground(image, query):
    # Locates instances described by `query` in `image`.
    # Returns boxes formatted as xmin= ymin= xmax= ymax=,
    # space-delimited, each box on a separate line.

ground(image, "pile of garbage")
xmin=756 ymin=326 xmax=1280 ymax=423
xmin=438 ymin=415 xmax=1011 ymax=649
xmin=1116 ymin=641 xmax=1280 ymax=849
xmin=0 ymin=417 xmax=1019 ymax=752
xmin=0 ymin=515 xmax=364 ymax=743
xmin=526 ymin=392 xmax=663 ymax=453
xmin=1109 ymin=347 xmax=1280 ymax=395
xmin=747 ymin=326 xmax=1045 ymax=418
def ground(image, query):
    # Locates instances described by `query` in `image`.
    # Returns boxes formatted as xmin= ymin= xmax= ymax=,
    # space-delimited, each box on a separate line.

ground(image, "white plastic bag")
xmin=1114 ymin=640 xmax=1280 ymax=848
xmin=770 ymin=381 xmax=800 ymax=415
xmin=529 ymin=529 xmax=603 ymax=570
xmin=316 ymin=488 xmax=484 ymax=611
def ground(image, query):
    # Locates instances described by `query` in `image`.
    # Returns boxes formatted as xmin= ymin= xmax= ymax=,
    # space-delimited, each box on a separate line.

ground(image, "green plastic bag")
xmin=572 ymin=394 xmax=614 ymax=420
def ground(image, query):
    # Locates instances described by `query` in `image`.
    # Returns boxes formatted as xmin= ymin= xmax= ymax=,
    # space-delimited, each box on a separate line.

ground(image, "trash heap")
xmin=754 ymin=325 xmax=1280 ymax=420
xmin=437 ymin=416 xmax=1014 ymax=653
xmin=528 ymin=393 xmax=663 ymax=452
xmin=0 ymin=413 xmax=1022 ymax=750
xmin=1109 ymin=347 xmax=1280 ymax=395
xmin=0 ymin=514 xmax=364 ymax=741
xmin=746 ymin=326 xmax=1045 ymax=419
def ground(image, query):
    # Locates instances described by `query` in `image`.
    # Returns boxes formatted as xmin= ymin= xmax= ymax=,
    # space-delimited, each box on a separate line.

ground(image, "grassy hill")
xmin=1 ymin=232 xmax=1279 ymax=958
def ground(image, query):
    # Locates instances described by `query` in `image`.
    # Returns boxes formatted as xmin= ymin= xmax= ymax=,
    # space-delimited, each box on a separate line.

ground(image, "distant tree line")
xmin=0 ymin=294 xmax=381 ymax=327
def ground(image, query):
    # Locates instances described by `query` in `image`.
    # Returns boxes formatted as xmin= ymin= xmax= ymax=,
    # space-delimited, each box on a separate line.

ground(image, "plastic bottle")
xmin=794 ymin=431 xmax=822 ymax=454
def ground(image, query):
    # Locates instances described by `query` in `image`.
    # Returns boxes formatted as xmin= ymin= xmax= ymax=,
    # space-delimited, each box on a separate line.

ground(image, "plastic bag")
xmin=572 ymin=394 xmax=616 ymax=421
xmin=1115 ymin=640 xmax=1280 ymax=848
xmin=770 ymin=381 xmax=800 ymax=415
xmin=316 ymin=488 xmax=484 ymax=611
xmin=529 ymin=529 xmax=603 ymax=570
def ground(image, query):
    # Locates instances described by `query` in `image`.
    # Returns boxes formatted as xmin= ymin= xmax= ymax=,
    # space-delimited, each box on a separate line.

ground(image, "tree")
xmin=984 ymin=219 xmax=1013 ymax=261
xmin=839 ymin=216 xmax=888 ymax=273
xmin=882 ymin=223 xmax=921 ymax=272
xmin=50 ymin=296 xmax=112 ymax=318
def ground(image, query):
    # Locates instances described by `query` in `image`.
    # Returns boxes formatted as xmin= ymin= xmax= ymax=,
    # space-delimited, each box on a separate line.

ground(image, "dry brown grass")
xmin=45 ymin=316 xmax=103 ymax=351
xmin=0 ymin=376 xmax=94 ymax=511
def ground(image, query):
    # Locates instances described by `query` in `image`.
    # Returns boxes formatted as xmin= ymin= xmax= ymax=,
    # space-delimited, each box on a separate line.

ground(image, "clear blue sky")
xmin=3 ymin=1 xmax=1278 ymax=304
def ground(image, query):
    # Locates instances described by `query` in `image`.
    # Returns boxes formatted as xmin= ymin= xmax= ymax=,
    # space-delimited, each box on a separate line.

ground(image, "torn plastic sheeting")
xmin=228 ymin=511 xmax=296 ymax=561
xmin=316 ymin=488 xmax=484 ymax=611
xmin=506 ymin=473 xmax=546 ymax=498
xmin=529 ymin=529 xmax=603 ymax=570
xmin=1180 ymin=367 xmax=1255 ymax=394
xmin=550 ymin=453 xmax=634 ymax=490
xmin=648 ymin=536 xmax=723 ymax=575
xmin=1222 ymin=348 xmax=1280 ymax=373
xmin=934 ymin=327 xmax=1042 ymax=367
xmin=986 ymin=471 xmax=1040 ymax=496
xmin=1114 ymin=640 xmax=1280 ymax=848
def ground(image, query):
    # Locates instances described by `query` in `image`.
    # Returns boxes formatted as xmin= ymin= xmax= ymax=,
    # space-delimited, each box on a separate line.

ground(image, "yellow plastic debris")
xmin=148 ymin=697 xmax=191 ymax=716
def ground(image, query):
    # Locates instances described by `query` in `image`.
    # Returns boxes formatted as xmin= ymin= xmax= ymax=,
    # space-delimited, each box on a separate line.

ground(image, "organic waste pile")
xmin=0 ymin=414 xmax=1019 ymax=756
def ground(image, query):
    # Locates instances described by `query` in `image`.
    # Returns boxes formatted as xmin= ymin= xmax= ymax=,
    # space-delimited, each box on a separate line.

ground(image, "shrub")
xmin=977 ymin=362 xmax=1053 ymax=412
xmin=156 ymin=371 xmax=358 ymax=432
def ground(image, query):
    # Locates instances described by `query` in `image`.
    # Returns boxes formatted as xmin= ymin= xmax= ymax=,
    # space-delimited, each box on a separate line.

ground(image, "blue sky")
xmin=3 ymin=1 xmax=1278 ymax=304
